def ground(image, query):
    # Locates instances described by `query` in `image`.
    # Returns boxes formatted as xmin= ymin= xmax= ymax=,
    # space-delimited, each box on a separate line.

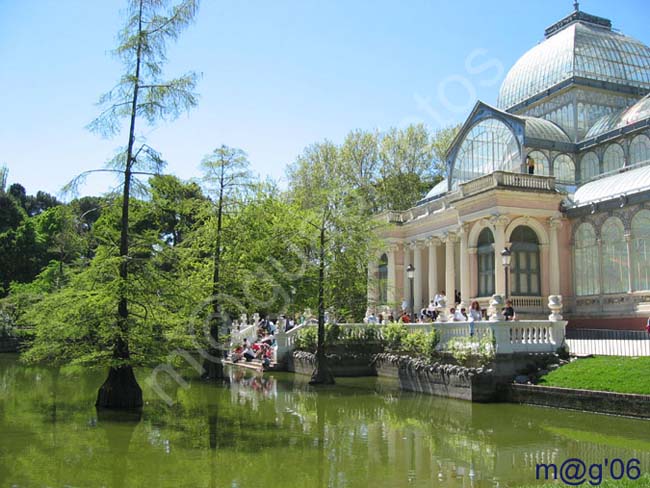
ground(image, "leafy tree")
xmin=8 ymin=183 xmax=27 ymax=210
xmin=431 ymin=124 xmax=461 ymax=175
xmin=149 ymin=174 xmax=206 ymax=246
xmin=57 ymin=0 xmax=200 ymax=409
xmin=288 ymin=141 xmax=377 ymax=384
xmin=198 ymin=145 xmax=252 ymax=379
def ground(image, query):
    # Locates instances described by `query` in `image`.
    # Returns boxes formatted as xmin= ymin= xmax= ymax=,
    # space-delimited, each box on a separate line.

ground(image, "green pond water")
xmin=1 ymin=354 xmax=649 ymax=488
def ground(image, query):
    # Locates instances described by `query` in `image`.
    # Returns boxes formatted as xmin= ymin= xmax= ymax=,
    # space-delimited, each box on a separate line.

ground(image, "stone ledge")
xmin=507 ymin=384 xmax=650 ymax=418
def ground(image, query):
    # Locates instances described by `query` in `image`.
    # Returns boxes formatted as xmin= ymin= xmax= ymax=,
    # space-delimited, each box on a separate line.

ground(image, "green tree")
xmin=199 ymin=145 xmax=252 ymax=379
xmin=64 ymin=0 xmax=200 ymax=409
xmin=288 ymin=141 xmax=377 ymax=384
xmin=431 ymin=124 xmax=461 ymax=175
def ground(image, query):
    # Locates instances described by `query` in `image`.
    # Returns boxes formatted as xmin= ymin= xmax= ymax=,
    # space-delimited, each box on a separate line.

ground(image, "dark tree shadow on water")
xmin=97 ymin=409 xmax=142 ymax=488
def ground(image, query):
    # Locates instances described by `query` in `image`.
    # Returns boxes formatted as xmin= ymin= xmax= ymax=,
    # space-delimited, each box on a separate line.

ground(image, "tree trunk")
xmin=97 ymin=0 xmax=145 ymax=408
xmin=96 ymin=365 xmax=143 ymax=409
xmin=310 ymin=225 xmax=335 ymax=385
xmin=203 ymin=160 xmax=226 ymax=380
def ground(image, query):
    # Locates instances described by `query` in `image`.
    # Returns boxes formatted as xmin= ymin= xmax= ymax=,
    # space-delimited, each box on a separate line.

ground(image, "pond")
xmin=0 ymin=354 xmax=649 ymax=487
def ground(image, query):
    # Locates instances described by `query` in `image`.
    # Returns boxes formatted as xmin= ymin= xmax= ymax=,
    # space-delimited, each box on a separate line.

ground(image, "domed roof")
xmin=497 ymin=16 xmax=650 ymax=110
xmin=584 ymin=94 xmax=650 ymax=139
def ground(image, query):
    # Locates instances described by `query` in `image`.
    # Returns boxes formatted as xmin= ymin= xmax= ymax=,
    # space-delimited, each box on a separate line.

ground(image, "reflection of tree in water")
xmin=2 ymin=357 xmax=650 ymax=487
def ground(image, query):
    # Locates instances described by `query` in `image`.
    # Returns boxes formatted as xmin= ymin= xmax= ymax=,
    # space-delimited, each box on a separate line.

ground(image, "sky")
xmin=1 ymin=0 xmax=649 ymax=198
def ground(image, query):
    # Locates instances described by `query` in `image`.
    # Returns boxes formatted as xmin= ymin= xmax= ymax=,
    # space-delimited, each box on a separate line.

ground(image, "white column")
xmin=444 ymin=232 xmax=456 ymax=303
xmin=412 ymin=241 xmax=424 ymax=313
xmin=459 ymin=224 xmax=470 ymax=306
xmin=403 ymin=244 xmax=412 ymax=310
xmin=387 ymin=244 xmax=398 ymax=307
xmin=492 ymin=216 xmax=509 ymax=296
xmin=367 ymin=254 xmax=378 ymax=312
xmin=427 ymin=237 xmax=440 ymax=303
xmin=549 ymin=217 xmax=562 ymax=295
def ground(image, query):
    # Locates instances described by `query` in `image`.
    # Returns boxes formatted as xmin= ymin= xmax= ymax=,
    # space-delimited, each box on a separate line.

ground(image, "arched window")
xmin=477 ymin=228 xmax=495 ymax=297
xmin=601 ymin=217 xmax=629 ymax=294
xmin=580 ymin=152 xmax=599 ymax=182
xmin=574 ymin=223 xmax=600 ymax=296
xmin=378 ymin=253 xmax=388 ymax=303
xmin=510 ymin=226 xmax=540 ymax=296
xmin=553 ymin=154 xmax=575 ymax=184
xmin=632 ymin=210 xmax=650 ymax=291
xmin=603 ymin=144 xmax=625 ymax=173
xmin=629 ymin=134 xmax=650 ymax=166
xmin=526 ymin=151 xmax=549 ymax=176
xmin=451 ymin=118 xmax=520 ymax=189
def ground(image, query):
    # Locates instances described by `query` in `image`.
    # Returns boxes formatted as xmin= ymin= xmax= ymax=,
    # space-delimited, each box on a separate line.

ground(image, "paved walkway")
xmin=566 ymin=329 xmax=650 ymax=356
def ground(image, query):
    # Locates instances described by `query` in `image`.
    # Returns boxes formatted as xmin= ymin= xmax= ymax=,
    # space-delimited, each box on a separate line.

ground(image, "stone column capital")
xmin=409 ymin=240 xmax=426 ymax=250
xmin=490 ymin=215 xmax=510 ymax=228
xmin=467 ymin=246 xmax=478 ymax=255
xmin=549 ymin=216 xmax=563 ymax=230
xmin=442 ymin=231 xmax=457 ymax=244
xmin=388 ymin=242 xmax=402 ymax=253
xmin=425 ymin=236 xmax=442 ymax=247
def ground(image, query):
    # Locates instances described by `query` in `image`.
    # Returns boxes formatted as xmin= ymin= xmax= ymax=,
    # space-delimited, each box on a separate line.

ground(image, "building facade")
xmin=369 ymin=6 xmax=650 ymax=330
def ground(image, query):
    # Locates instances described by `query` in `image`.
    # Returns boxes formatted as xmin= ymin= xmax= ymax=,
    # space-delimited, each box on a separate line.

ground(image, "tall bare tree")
xmin=199 ymin=145 xmax=252 ymax=379
xmin=82 ymin=0 xmax=200 ymax=409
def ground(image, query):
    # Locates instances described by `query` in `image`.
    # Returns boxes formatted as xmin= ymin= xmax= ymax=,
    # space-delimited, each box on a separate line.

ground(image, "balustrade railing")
xmin=460 ymin=171 xmax=555 ymax=198
xmin=272 ymin=318 xmax=566 ymax=361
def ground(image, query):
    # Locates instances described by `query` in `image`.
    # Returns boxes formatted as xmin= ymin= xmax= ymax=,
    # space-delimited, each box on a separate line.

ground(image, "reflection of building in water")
xmin=369 ymin=4 xmax=650 ymax=331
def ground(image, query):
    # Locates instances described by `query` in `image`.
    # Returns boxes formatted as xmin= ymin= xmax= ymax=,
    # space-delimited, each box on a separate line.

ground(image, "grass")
xmin=538 ymin=356 xmax=650 ymax=395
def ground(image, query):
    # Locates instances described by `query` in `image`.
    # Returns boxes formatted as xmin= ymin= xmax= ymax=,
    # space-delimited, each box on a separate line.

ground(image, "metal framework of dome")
xmin=497 ymin=11 xmax=650 ymax=111
xmin=584 ymin=94 xmax=650 ymax=139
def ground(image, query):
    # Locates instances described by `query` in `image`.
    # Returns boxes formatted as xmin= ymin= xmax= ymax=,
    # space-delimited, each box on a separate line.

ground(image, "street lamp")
xmin=501 ymin=247 xmax=512 ymax=301
xmin=406 ymin=264 xmax=415 ymax=321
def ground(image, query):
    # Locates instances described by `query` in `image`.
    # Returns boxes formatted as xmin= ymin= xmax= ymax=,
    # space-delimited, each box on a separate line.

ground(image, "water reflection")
xmin=0 ymin=354 xmax=649 ymax=487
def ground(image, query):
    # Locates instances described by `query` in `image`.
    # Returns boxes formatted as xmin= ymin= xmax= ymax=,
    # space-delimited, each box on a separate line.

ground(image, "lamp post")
xmin=501 ymin=247 xmax=512 ymax=301
xmin=406 ymin=264 xmax=415 ymax=321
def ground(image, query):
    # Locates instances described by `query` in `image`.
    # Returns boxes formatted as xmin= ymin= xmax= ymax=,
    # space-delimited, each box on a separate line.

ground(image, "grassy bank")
xmin=539 ymin=356 xmax=650 ymax=395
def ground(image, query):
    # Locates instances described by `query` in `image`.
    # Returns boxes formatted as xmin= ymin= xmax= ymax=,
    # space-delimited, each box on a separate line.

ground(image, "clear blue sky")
xmin=1 ymin=0 xmax=648 ymax=198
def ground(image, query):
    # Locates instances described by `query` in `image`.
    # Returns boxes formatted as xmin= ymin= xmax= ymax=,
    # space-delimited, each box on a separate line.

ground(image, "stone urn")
xmin=489 ymin=294 xmax=505 ymax=322
xmin=548 ymin=295 xmax=563 ymax=321
xmin=436 ymin=296 xmax=448 ymax=322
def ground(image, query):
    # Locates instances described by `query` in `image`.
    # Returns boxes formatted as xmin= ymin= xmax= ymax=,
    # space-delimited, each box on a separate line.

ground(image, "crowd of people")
xmin=366 ymin=290 xmax=517 ymax=325
xmin=231 ymin=317 xmax=280 ymax=369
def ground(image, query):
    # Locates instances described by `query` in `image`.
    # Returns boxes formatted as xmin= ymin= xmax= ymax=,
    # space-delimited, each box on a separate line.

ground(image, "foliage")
xmin=381 ymin=322 xmax=408 ymax=351
xmin=294 ymin=327 xmax=318 ymax=352
xmin=401 ymin=330 xmax=440 ymax=358
xmin=539 ymin=356 xmax=650 ymax=395
xmin=445 ymin=331 xmax=495 ymax=366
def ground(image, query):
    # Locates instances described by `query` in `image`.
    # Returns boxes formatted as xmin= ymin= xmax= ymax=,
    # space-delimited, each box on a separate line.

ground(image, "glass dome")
xmin=450 ymin=118 xmax=520 ymax=189
xmin=584 ymin=94 xmax=650 ymax=139
xmin=498 ymin=21 xmax=650 ymax=110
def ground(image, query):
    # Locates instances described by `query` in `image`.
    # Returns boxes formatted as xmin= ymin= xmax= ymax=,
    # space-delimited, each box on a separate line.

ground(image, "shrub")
xmin=294 ymin=327 xmax=318 ymax=353
xmin=382 ymin=323 xmax=408 ymax=351
xmin=445 ymin=330 xmax=495 ymax=366
xmin=401 ymin=330 xmax=440 ymax=358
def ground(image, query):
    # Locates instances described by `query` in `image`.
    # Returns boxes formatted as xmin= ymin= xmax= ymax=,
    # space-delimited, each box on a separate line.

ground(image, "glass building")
xmin=370 ymin=6 xmax=650 ymax=330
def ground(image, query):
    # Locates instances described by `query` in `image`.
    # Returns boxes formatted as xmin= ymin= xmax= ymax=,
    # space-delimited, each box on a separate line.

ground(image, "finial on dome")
xmin=573 ymin=0 xmax=579 ymax=11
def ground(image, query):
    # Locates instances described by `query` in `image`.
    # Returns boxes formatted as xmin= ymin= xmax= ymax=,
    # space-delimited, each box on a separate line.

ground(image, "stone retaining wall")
xmin=373 ymin=354 xmax=497 ymax=402
xmin=287 ymin=352 xmax=376 ymax=377
xmin=507 ymin=384 xmax=650 ymax=418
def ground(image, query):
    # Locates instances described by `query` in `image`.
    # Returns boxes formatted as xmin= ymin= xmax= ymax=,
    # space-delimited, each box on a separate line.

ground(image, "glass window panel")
xmin=603 ymin=144 xmax=625 ymax=173
xmin=629 ymin=134 xmax=650 ymax=165
xmin=580 ymin=152 xmax=600 ymax=182
xmin=632 ymin=210 xmax=650 ymax=291
xmin=601 ymin=217 xmax=629 ymax=294
xmin=510 ymin=226 xmax=540 ymax=296
xmin=452 ymin=118 xmax=521 ymax=189
xmin=553 ymin=154 xmax=575 ymax=184
xmin=574 ymin=223 xmax=600 ymax=296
